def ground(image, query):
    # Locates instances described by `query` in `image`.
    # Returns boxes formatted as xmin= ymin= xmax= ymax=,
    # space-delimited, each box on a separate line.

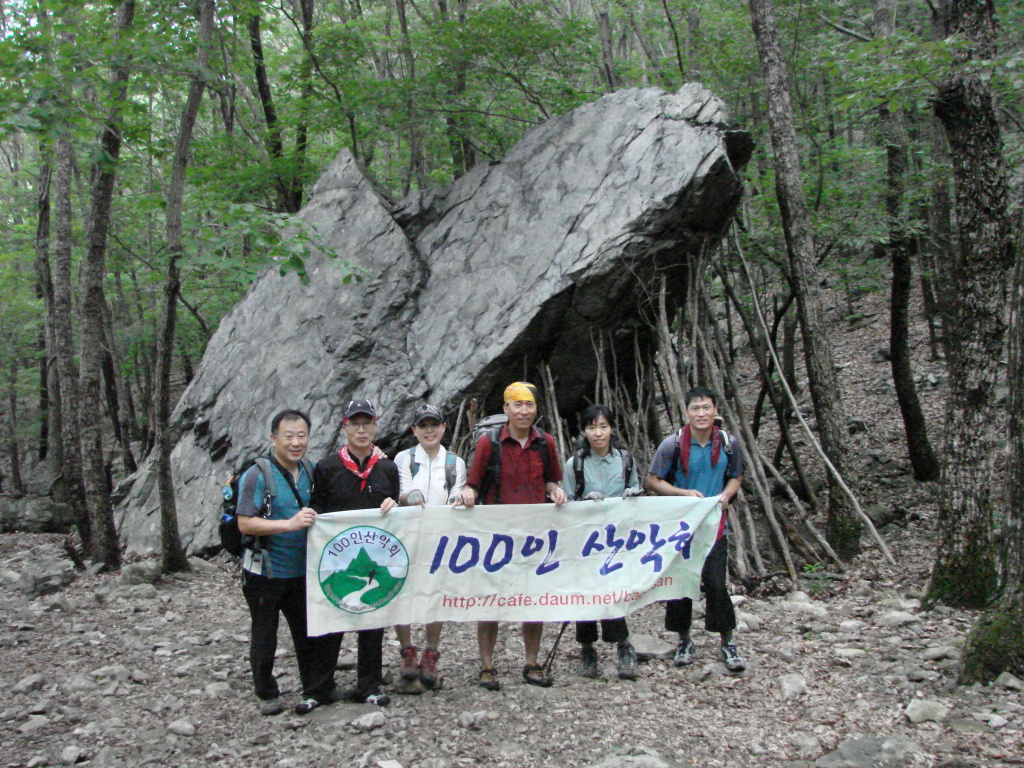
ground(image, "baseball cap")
xmin=343 ymin=399 xmax=376 ymax=421
xmin=412 ymin=404 xmax=445 ymax=426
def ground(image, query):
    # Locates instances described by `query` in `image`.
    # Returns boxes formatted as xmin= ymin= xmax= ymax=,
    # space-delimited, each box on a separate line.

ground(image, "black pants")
xmin=346 ymin=627 xmax=386 ymax=692
xmin=576 ymin=617 xmax=629 ymax=645
xmin=242 ymin=572 xmax=342 ymax=701
xmin=664 ymin=535 xmax=736 ymax=636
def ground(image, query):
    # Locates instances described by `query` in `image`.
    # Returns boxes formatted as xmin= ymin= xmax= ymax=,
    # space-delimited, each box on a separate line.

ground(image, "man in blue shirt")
xmin=238 ymin=409 xmax=342 ymax=716
xmin=646 ymin=387 xmax=745 ymax=673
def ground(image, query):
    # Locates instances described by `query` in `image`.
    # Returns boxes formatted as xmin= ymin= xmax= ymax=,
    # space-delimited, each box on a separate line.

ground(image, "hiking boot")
xmin=257 ymin=696 xmax=284 ymax=716
xmin=674 ymin=639 xmax=696 ymax=667
xmin=399 ymin=645 xmax=419 ymax=682
xmin=522 ymin=663 xmax=553 ymax=688
xmin=478 ymin=667 xmax=501 ymax=692
xmin=617 ymin=642 xmax=638 ymax=681
xmin=363 ymin=687 xmax=391 ymax=706
xmin=578 ymin=645 xmax=599 ymax=678
xmin=721 ymin=642 xmax=746 ymax=673
xmin=294 ymin=697 xmax=319 ymax=715
xmin=419 ymin=648 xmax=441 ymax=689
xmin=340 ymin=685 xmax=390 ymax=706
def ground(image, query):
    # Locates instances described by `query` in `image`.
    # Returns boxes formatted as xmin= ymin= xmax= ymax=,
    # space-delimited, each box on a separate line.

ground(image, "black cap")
xmin=412 ymin=404 xmax=445 ymax=426
xmin=343 ymin=399 xmax=376 ymax=421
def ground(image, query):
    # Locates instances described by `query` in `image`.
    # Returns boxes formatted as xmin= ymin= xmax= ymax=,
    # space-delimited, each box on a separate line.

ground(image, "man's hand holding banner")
xmin=306 ymin=496 xmax=722 ymax=635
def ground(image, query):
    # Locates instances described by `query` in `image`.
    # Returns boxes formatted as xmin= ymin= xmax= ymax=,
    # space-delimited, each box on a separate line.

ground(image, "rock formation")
xmin=114 ymin=84 xmax=752 ymax=554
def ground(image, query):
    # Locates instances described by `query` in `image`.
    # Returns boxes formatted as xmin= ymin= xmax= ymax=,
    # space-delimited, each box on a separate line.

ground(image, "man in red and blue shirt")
xmin=647 ymin=386 xmax=746 ymax=673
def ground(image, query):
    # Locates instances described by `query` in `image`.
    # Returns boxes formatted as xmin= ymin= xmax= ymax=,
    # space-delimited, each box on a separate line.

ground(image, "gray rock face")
xmin=19 ymin=557 xmax=77 ymax=596
xmin=0 ymin=495 xmax=74 ymax=534
xmin=120 ymin=561 xmax=162 ymax=585
xmin=114 ymin=84 xmax=750 ymax=555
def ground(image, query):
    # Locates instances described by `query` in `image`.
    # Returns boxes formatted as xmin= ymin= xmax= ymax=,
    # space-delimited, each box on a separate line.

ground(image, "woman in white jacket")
xmin=392 ymin=404 xmax=467 ymax=688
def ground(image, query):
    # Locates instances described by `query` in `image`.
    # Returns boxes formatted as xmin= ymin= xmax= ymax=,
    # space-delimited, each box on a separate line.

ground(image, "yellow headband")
xmin=504 ymin=382 xmax=536 ymax=404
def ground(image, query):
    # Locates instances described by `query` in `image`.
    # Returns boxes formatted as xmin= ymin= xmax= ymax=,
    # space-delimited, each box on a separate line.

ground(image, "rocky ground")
xmin=2 ymin=521 xmax=1022 ymax=768
xmin=3 ymin=281 xmax=1021 ymax=768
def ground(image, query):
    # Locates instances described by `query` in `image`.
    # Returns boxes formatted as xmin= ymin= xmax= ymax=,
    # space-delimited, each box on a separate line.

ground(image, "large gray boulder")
xmin=114 ymin=84 xmax=751 ymax=555
xmin=0 ymin=495 xmax=75 ymax=533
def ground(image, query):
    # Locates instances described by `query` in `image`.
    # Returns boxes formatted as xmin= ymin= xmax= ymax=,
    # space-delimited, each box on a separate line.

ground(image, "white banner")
xmin=306 ymin=496 xmax=722 ymax=634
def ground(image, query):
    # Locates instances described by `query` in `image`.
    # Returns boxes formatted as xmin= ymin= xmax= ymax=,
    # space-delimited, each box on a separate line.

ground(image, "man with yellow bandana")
xmin=457 ymin=381 xmax=567 ymax=689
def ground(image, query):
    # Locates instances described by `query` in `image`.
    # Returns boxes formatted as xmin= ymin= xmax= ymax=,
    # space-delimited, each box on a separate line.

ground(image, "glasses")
xmin=345 ymin=421 xmax=375 ymax=432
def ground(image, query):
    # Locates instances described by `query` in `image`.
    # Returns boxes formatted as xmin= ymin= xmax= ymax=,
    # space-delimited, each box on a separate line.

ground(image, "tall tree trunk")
xmin=926 ymin=0 xmax=1015 ymax=608
xmin=438 ymin=0 xmax=474 ymax=177
xmin=872 ymin=0 xmax=941 ymax=482
xmin=781 ymin=308 xmax=799 ymax=396
xmin=748 ymin=0 xmax=861 ymax=559
xmin=52 ymin=133 xmax=92 ymax=552
xmin=959 ymin=226 xmax=1024 ymax=682
xmin=248 ymin=13 xmax=299 ymax=214
xmin=34 ymin=163 xmax=54 ymax=463
xmin=291 ymin=0 xmax=314 ymax=211
xmin=36 ymin=335 xmax=49 ymax=461
xmin=102 ymin=300 xmax=138 ymax=473
xmin=395 ymin=0 xmax=426 ymax=192
xmin=923 ymin=0 xmax=953 ymax=360
xmin=5 ymin=357 xmax=24 ymax=494
xmin=597 ymin=8 xmax=619 ymax=91
xmin=155 ymin=0 xmax=215 ymax=573
xmin=78 ymin=0 xmax=135 ymax=568
xmin=881 ymin=105 xmax=941 ymax=481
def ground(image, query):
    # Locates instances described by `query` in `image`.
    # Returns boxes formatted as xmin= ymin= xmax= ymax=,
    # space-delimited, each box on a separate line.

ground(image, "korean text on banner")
xmin=306 ymin=495 xmax=722 ymax=634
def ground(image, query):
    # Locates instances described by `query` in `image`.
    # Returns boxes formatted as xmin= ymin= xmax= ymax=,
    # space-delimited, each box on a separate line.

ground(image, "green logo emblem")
xmin=319 ymin=526 xmax=408 ymax=614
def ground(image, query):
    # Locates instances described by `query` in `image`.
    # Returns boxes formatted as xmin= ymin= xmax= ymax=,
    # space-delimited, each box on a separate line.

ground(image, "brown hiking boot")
xmin=399 ymin=645 xmax=419 ymax=682
xmin=419 ymin=648 xmax=441 ymax=688
xmin=478 ymin=667 xmax=501 ymax=692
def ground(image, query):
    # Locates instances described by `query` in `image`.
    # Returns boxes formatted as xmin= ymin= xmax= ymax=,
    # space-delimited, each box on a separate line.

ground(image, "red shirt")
xmin=467 ymin=426 xmax=562 ymax=504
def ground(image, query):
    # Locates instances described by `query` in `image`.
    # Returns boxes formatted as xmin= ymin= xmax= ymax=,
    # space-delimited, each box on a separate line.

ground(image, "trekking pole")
xmin=542 ymin=621 xmax=570 ymax=675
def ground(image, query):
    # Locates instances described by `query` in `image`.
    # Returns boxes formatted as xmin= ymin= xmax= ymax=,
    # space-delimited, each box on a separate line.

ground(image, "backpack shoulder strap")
xmin=299 ymin=456 xmax=314 ymax=479
xmin=534 ymin=428 xmax=553 ymax=478
xmin=409 ymin=449 xmax=421 ymax=479
xmin=479 ymin=428 xmax=502 ymax=503
xmin=253 ymin=457 xmax=276 ymax=504
xmin=721 ymin=429 xmax=734 ymax=454
xmin=444 ymin=452 xmax=457 ymax=493
xmin=619 ymin=447 xmax=635 ymax=490
xmin=669 ymin=430 xmax=682 ymax=478
xmin=573 ymin=449 xmax=586 ymax=499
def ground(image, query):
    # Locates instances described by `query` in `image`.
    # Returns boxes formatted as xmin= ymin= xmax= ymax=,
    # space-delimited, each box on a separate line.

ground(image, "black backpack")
xmin=476 ymin=423 xmax=554 ymax=503
xmin=219 ymin=456 xmax=313 ymax=556
xmin=572 ymin=446 xmax=635 ymax=499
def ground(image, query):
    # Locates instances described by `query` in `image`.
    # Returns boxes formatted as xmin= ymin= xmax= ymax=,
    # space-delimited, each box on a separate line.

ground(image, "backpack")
xmin=572 ymin=446 xmax=635 ymax=499
xmin=219 ymin=456 xmax=313 ymax=556
xmin=409 ymin=451 xmax=459 ymax=495
xmin=667 ymin=428 xmax=734 ymax=480
xmin=476 ymin=421 xmax=554 ymax=504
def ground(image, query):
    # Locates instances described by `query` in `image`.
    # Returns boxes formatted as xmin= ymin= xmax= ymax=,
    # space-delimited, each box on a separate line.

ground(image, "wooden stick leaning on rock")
xmin=696 ymin=284 xmax=845 ymax=571
xmin=692 ymin=303 xmax=797 ymax=583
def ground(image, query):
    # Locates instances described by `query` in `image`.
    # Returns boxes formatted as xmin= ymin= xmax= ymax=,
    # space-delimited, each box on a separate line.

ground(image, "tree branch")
xmin=820 ymin=16 xmax=872 ymax=43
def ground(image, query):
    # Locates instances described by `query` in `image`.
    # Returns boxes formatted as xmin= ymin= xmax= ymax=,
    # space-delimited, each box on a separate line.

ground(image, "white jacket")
xmin=395 ymin=444 xmax=467 ymax=505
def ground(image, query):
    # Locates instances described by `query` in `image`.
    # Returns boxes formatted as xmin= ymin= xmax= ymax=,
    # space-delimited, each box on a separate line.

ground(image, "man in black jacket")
xmin=311 ymin=399 xmax=399 ymax=705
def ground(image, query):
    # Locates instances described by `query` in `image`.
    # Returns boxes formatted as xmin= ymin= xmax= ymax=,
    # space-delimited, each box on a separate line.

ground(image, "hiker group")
xmin=228 ymin=381 xmax=745 ymax=717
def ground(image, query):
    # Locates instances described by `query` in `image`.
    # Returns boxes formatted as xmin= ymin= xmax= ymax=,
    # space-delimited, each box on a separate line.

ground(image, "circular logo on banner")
xmin=318 ymin=526 xmax=409 ymax=614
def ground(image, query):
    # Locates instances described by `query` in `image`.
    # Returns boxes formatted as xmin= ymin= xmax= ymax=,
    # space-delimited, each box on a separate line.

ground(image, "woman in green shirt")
xmin=563 ymin=404 xmax=642 ymax=680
